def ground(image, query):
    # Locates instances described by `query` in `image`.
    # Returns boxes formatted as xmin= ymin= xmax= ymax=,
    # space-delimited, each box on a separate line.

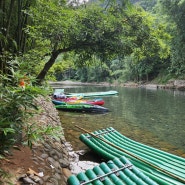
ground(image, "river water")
xmin=54 ymin=85 xmax=185 ymax=158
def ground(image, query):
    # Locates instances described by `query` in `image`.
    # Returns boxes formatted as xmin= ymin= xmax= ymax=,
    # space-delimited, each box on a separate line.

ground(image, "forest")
xmin=0 ymin=0 xmax=185 ymax=179
xmin=1 ymin=0 xmax=185 ymax=84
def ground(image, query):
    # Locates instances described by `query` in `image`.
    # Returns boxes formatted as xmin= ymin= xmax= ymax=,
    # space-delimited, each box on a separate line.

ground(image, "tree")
xmin=0 ymin=0 xmax=35 ymax=75
xmin=131 ymin=0 xmax=157 ymax=11
xmin=26 ymin=0 xmax=127 ymax=83
xmin=158 ymin=0 xmax=185 ymax=78
xmin=21 ymin=0 xmax=170 ymax=84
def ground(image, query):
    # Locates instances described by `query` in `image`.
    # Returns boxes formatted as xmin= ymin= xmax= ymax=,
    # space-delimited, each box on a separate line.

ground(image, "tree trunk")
xmin=5 ymin=0 xmax=15 ymax=37
xmin=20 ymin=0 xmax=31 ymax=53
xmin=17 ymin=0 xmax=21 ymax=51
xmin=0 ymin=0 xmax=5 ymax=73
xmin=146 ymin=73 xmax=148 ymax=82
xmin=0 ymin=0 xmax=5 ymax=53
xmin=36 ymin=50 xmax=60 ymax=84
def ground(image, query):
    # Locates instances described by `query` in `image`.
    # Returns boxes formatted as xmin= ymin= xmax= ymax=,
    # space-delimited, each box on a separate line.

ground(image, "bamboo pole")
xmin=75 ymin=125 xmax=185 ymax=184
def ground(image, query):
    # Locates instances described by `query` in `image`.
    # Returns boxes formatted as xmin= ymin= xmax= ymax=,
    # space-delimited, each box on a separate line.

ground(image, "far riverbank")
xmin=48 ymin=79 xmax=185 ymax=91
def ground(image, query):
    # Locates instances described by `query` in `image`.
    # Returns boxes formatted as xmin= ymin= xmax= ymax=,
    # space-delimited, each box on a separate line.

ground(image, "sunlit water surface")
xmin=54 ymin=85 xmax=185 ymax=159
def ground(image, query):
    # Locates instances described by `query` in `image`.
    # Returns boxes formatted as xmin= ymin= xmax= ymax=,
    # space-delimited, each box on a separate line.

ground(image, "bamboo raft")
xmin=68 ymin=156 xmax=159 ymax=185
xmin=76 ymin=126 xmax=185 ymax=185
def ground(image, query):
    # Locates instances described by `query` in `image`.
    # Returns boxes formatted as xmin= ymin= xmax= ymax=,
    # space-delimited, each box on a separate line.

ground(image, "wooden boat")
xmin=78 ymin=127 xmax=185 ymax=185
xmin=55 ymin=103 xmax=109 ymax=113
xmin=68 ymin=155 xmax=158 ymax=185
xmin=52 ymin=97 xmax=105 ymax=106
xmin=66 ymin=90 xmax=118 ymax=97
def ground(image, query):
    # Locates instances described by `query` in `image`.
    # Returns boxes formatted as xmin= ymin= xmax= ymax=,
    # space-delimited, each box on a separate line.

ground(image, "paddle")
xmin=75 ymin=125 xmax=185 ymax=184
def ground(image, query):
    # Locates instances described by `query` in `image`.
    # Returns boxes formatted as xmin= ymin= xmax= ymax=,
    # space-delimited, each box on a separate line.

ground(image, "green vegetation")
xmin=2 ymin=0 xmax=185 ymax=84
xmin=0 ymin=65 xmax=63 ymax=182
xmin=0 ymin=0 xmax=185 ymax=174
xmin=0 ymin=66 xmax=47 ymax=150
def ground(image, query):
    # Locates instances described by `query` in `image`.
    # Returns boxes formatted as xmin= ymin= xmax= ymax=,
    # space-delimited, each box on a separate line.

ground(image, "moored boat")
xmin=52 ymin=97 xmax=105 ymax=106
xmin=55 ymin=103 xmax=109 ymax=113
xmin=52 ymin=99 xmax=66 ymax=105
xmin=78 ymin=127 xmax=185 ymax=185
xmin=66 ymin=90 xmax=118 ymax=97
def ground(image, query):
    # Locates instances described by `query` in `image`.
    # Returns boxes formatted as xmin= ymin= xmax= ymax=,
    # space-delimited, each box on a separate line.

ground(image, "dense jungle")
xmin=1 ymin=0 xmax=185 ymax=183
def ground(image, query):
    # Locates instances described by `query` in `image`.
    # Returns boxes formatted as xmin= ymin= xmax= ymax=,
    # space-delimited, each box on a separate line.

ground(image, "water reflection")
xmin=56 ymin=85 xmax=185 ymax=158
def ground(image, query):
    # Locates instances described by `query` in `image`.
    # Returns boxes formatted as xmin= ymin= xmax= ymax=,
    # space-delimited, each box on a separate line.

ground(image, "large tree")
xmin=26 ymin=0 xmax=128 ymax=83
xmin=19 ymin=0 xmax=169 ymax=83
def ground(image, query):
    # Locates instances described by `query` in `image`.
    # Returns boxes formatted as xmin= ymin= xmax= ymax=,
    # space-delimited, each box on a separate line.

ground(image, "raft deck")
xmin=78 ymin=127 xmax=185 ymax=185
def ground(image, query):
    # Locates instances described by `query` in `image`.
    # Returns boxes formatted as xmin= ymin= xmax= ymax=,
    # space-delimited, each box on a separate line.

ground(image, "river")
xmin=53 ymin=84 xmax=185 ymax=159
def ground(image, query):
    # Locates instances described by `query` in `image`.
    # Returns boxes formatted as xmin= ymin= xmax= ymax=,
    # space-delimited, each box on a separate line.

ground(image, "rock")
xmin=62 ymin=168 xmax=72 ymax=178
xmin=47 ymin=157 xmax=55 ymax=165
xmin=48 ymin=177 xmax=58 ymax=185
xmin=52 ymin=161 xmax=61 ymax=169
xmin=70 ymin=161 xmax=99 ymax=174
xmin=43 ymin=143 xmax=52 ymax=150
xmin=75 ymin=150 xmax=87 ymax=155
xmin=38 ymin=179 xmax=44 ymax=184
xmin=53 ymin=173 xmax=62 ymax=180
xmin=174 ymin=80 xmax=185 ymax=86
xmin=53 ymin=155 xmax=59 ymax=160
xmin=40 ymin=153 xmax=49 ymax=159
xmin=22 ymin=176 xmax=36 ymax=184
xmin=42 ymin=175 xmax=50 ymax=181
xmin=30 ymin=175 xmax=41 ymax=182
xmin=18 ymin=174 xmax=27 ymax=180
xmin=59 ymin=158 xmax=70 ymax=168
xmin=45 ymin=182 xmax=53 ymax=185
xmin=145 ymin=84 xmax=158 ymax=89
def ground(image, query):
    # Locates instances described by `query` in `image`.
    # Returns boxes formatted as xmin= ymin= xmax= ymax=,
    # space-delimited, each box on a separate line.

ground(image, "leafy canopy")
xmin=24 ymin=0 xmax=171 ymax=82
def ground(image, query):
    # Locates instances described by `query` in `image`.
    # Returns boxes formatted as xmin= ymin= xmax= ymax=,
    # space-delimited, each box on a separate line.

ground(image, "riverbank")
xmin=1 ymin=79 xmax=185 ymax=184
xmin=0 ymin=95 xmax=100 ymax=185
xmin=48 ymin=79 xmax=185 ymax=91
xmin=0 ymin=96 xmax=71 ymax=184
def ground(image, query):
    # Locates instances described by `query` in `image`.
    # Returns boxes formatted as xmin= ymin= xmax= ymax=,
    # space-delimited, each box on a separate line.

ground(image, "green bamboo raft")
xmin=67 ymin=156 xmax=159 ymax=185
xmin=78 ymin=127 xmax=185 ymax=185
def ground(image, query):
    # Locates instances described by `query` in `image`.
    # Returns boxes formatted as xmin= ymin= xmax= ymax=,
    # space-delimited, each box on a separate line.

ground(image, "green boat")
xmin=55 ymin=103 xmax=109 ymax=113
xmin=79 ymin=127 xmax=185 ymax=185
xmin=66 ymin=90 xmax=118 ymax=97
xmin=68 ymin=156 xmax=159 ymax=185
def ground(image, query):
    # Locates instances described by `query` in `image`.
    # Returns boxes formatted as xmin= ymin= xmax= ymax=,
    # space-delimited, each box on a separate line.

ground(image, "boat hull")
xmin=66 ymin=90 xmax=118 ymax=97
xmin=55 ymin=103 xmax=109 ymax=113
xmin=52 ymin=98 xmax=105 ymax=106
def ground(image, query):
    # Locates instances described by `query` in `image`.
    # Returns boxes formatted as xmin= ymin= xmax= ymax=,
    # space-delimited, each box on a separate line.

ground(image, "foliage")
xmin=0 ymin=0 xmax=36 ymax=74
xmin=51 ymin=53 xmax=77 ymax=81
xmin=0 ymin=65 xmax=50 ymax=154
xmin=0 ymin=167 xmax=12 ymax=185
xmin=47 ymin=2 xmax=171 ymax=83
xmin=74 ymin=56 xmax=111 ymax=82
xmin=161 ymin=0 xmax=185 ymax=79
xmin=1 ymin=0 xmax=185 ymax=86
xmin=24 ymin=123 xmax=63 ymax=148
xmin=131 ymin=0 xmax=157 ymax=11
xmin=71 ymin=4 xmax=171 ymax=83
xmin=26 ymin=0 xmax=135 ymax=83
xmin=158 ymin=0 xmax=185 ymax=78
xmin=0 ymin=0 xmax=173 ymax=84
